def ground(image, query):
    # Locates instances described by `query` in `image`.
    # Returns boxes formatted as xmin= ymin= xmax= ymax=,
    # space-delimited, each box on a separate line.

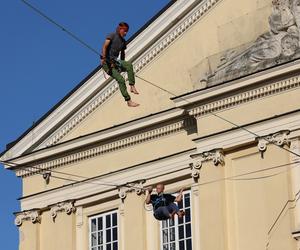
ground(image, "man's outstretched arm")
xmin=175 ymin=188 xmax=184 ymax=203
xmin=145 ymin=187 xmax=153 ymax=204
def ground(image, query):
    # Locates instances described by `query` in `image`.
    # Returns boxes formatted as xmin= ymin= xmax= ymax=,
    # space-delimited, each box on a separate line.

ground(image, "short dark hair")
xmin=119 ymin=22 xmax=129 ymax=29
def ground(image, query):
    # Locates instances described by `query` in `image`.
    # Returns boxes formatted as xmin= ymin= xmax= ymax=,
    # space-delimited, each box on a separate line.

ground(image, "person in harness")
xmin=145 ymin=183 xmax=186 ymax=221
xmin=101 ymin=22 xmax=140 ymax=107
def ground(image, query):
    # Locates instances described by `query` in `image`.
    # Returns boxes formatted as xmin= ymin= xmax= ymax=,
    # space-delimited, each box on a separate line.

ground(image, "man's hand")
xmin=101 ymin=58 xmax=106 ymax=65
xmin=145 ymin=186 xmax=153 ymax=205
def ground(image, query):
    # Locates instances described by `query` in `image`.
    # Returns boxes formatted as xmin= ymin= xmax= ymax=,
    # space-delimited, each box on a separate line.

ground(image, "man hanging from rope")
xmin=101 ymin=22 xmax=140 ymax=107
xmin=145 ymin=183 xmax=185 ymax=221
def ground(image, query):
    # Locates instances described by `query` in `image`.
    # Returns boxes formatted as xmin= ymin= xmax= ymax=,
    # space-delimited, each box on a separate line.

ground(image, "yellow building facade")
xmin=1 ymin=0 xmax=300 ymax=249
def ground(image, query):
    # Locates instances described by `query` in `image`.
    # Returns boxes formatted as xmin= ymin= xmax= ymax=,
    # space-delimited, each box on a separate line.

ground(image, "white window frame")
xmin=160 ymin=190 xmax=192 ymax=250
xmin=89 ymin=210 xmax=119 ymax=250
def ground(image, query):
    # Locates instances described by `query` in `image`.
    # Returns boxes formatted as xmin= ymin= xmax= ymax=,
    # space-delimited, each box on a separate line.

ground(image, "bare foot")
xmin=177 ymin=210 xmax=185 ymax=219
xmin=130 ymin=85 xmax=139 ymax=95
xmin=127 ymin=100 xmax=140 ymax=107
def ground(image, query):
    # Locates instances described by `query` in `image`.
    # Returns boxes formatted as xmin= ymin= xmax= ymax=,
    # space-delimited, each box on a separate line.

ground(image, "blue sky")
xmin=0 ymin=1 xmax=170 ymax=248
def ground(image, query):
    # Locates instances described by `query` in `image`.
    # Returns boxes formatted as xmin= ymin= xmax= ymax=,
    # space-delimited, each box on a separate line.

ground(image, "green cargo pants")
xmin=102 ymin=60 xmax=135 ymax=101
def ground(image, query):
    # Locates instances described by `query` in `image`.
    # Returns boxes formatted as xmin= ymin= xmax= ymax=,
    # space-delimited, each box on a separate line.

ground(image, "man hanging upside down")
xmin=145 ymin=183 xmax=185 ymax=221
xmin=101 ymin=22 xmax=140 ymax=107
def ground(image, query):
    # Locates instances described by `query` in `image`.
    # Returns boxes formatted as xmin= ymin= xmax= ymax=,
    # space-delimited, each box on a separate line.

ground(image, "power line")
xmin=2 ymin=159 xmax=300 ymax=191
xmin=21 ymin=0 xmax=100 ymax=56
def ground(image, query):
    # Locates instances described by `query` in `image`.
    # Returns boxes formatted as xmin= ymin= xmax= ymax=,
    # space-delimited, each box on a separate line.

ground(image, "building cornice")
xmin=192 ymin=110 xmax=300 ymax=153
xmin=1 ymin=0 xmax=222 ymax=161
xmin=8 ymin=109 xmax=195 ymax=177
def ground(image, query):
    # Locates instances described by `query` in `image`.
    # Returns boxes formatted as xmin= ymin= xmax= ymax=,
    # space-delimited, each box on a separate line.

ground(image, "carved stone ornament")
xmin=257 ymin=130 xmax=291 ymax=154
xmin=14 ymin=210 xmax=41 ymax=227
xmin=204 ymin=0 xmax=300 ymax=85
xmin=190 ymin=149 xmax=225 ymax=179
xmin=50 ymin=200 xmax=76 ymax=220
xmin=118 ymin=180 xmax=145 ymax=200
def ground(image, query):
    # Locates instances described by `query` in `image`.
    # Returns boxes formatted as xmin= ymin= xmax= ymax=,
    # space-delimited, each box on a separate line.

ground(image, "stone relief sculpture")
xmin=204 ymin=0 xmax=300 ymax=85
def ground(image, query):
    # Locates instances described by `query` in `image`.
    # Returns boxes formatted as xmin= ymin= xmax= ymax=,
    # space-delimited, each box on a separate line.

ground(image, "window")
xmin=89 ymin=211 xmax=118 ymax=250
xmin=160 ymin=191 xmax=192 ymax=250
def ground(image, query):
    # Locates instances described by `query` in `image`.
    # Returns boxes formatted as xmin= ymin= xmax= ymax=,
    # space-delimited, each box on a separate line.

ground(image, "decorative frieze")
xmin=190 ymin=148 xmax=224 ymax=179
xmin=189 ymin=76 xmax=300 ymax=118
xmin=50 ymin=200 xmax=76 ymax=220
xmin=39 ymin=0 xmax=222 ymax=148
xmin=14 ymin=210 xmax=41 ymax=227
xmin=18 ymin=118 xmax=195 ymax=177
xmin=257 ymin=130 xmax=291 ymax=155
xmin=118 ymin=180 xmax=145 ymax=200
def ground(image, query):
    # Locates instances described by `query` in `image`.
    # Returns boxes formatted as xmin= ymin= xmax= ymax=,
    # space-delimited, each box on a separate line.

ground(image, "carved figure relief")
xmin=205 ymin=0 xmax=300 ymax=85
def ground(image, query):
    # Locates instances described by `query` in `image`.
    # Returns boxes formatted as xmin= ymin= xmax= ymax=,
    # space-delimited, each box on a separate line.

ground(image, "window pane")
xmin=185 ymin=209 xmax=191 ymax=223
xmin=98 ymin=231 xmax=103 ymax=245
xmin=98 ymin=247 xmax=103 ymax=250
xmin=179 ymin=225 xmax=184 ymax=239
xmin=162 ymin=220 xmax=167 ymax=229
xmin=113 ymin=242 xmax=118 ymax=250
xmin=186 ymin=239 xmax=192 ymax=250
xmin=162 ymin=229 xmax=168 ymax=243
xmin=112 ymin=213 xmax=117 ymax=226
xmin=184 ymin=194 xmax=190 ymax=208
xmin=106 ymin=215 xmax=111 ymax=228
xmin=113 ymin=227 xmax=118 ymax=241
xmin=179 ymin=240 xmax=185 ymax=250
xmin=106 ymin=243 xmax=111 ymax=250
xmin=91 ymin=219 xmax=97 ymax=232
xmin=170 ymin=242 xmax=176 ymax=250
xmin=106 ymin=229 xmax=111 ymax=242
xmin=185 ymin=224 xmax=191 ymax=238
xmin=91 ymin=233 xmax=97 ymax=247
xmin=169 ymin=227 xmax=175 ymax=242
xmin=163 ymin=244 xmax=169 ymax=250
xmin=98 ymin=217 xmax=103 ymax=230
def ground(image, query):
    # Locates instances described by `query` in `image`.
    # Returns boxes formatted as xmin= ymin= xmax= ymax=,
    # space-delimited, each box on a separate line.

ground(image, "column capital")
xmin=190 ymin=148 xmax=225 ymax=180
xmin=49 ymin=200 xmax=76 ymax=220
xmin=14 ymin=209 xmax=41 ymax=227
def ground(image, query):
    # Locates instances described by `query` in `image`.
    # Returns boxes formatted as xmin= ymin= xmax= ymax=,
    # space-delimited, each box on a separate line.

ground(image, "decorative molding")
xmin=257 ymin=130 xmax=291 ymax=154
xmin=49 ymin=200 xmax=76 ymax=220
xmin=14 ymin=210 xmax=41 ymax=227
xmin=17 ymin=117 xmax=195 ymax=177
xmin=118 ymin=180 xmax=145 ymax=200
xmin=189 ymin=75 xmax=300 ymax=118
xmin=292 ymin=230 xmax=300 ymax=240
xmin=190 ymin=148 xmax=224 ymax=179
xmin=36 ymin=0 xmax=222 ymax=149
